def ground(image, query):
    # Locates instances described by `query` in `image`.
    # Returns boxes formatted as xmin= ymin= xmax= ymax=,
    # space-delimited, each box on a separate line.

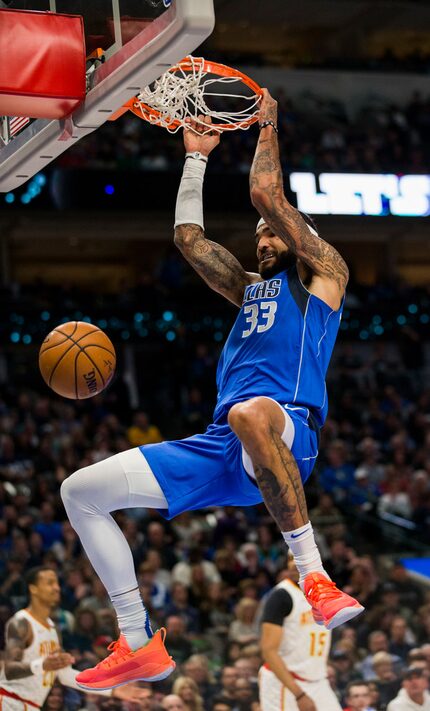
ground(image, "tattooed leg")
xmin=228 ymin=396 xmax=327 ymax=584
xmin=228 ymin=397 xmax=308 ymax=530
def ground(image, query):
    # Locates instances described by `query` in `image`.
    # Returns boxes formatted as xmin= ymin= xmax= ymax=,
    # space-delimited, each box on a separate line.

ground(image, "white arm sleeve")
xmin=174 ymin=154 xmax=207 ymax=230
xmin=57 ymin=666 xmax=111 ymax=696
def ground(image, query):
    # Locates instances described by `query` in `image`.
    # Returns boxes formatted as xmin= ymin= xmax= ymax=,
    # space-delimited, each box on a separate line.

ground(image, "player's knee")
xmin=60 ymin=467 xmax=91 ymax=511
xmin=228 ymin=398 xmax=270 ymax=437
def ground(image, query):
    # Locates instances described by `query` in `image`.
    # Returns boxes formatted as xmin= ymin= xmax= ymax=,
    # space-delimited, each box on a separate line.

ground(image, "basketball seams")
xmin=44 ymin=325 xmax=113 ymax=389
xmin=41 ymin=322 xmax=99 ymax=354
xmin=76 ymin=344 xmax=116 ymax=359
xmin=40 ymin=321 xmax=116 ymax=398
xmin=78 ymin=349 xmax=106 ymax=388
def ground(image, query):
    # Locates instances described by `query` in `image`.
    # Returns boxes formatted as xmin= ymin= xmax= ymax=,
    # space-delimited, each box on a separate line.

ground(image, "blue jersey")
xmin=213 ymin=265 xmax=343 ymax=428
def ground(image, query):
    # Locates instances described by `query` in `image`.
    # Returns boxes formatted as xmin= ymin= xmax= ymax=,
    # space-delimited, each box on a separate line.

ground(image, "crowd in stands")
xmin=56 ymin=89 xmax=430 ymax=176
xmin=214 ymin=48 xmax=430 ymax=75
xmin=0 ymin=263 xmax=429 ymax=709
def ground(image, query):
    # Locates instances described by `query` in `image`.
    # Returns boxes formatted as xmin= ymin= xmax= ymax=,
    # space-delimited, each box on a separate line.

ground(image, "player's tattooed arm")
xmin=174 ymin=224 xmax=260 ymax=307
xmin=250 ymin=90 xmax=348 ymax=296
xmin=4 ymin=617 xmax=33 ymax=679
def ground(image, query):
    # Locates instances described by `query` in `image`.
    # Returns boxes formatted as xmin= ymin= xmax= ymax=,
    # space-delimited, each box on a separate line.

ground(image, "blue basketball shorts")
xmin=141 ymin=400 xmax=319 ymax=520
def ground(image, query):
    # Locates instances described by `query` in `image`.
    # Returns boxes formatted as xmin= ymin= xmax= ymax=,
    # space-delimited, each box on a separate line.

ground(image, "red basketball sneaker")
xmin=303 ymin=573 xmax=364 ymax=630
xmin=76 ymin=629 xmax=175 ymax=691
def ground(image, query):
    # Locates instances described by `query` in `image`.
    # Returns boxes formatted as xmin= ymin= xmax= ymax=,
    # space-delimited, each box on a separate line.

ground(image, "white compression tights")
xmin=60 ymin=448 xmax=167 ymax=597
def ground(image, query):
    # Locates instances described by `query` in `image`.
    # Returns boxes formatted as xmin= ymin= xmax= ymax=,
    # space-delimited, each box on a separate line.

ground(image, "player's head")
xmin=26 ymin=566 xmax=61 ymax=609
xmin=255 ymin=212 xmax=318 ymax=279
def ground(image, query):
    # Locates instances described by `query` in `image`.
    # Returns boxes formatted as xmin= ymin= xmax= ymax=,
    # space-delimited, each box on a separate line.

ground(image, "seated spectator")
xmin=388 ymin=562 xmax=424 ymax=609
xmin=228 ymin=598 xmax=259 ymax=645
xmin=234 ymin=676 xmax=258 ymax=711
xmin=144 ymin=548 xmax=173 ymax=590
xmin=172 ymin=676 xmax=204 ymax=711
xmin=343 ymin=681 xmax=375 ymax=711
xmin=215 ymin=666 xmax=238 ymax=702
xmin=62 ymin=606 xmax=99 ymax=654
xmin=162 ymin=695 xmax=187 ymax=711
xmin=309 ymin=493 xmax=346 ymax=539
xmin=256 ymin=523 xmax=283 ymax=573
xmin=367 ymin=681 xmax=381 ymax=711
xmin=358 ymin=630 xmax=402 ymax=681
xmin=43 ymin=684 xmax=66 ymax=711
xmin=81 ymin=577 xmax=112 ymax=612
xmin=387 ymin=666 xmax=430 ymax=711
xmin=182 ymin=654 xmax=217 ymax=706
xmin=211 ymin=699 xmax=235 ymax=711
xmin=138 ymin=562 xmax=169 ymax=611
xmin=319 ymin=440 xmax=356 ymax=503
xmin=171 ymin=512 xmax=206 ymax=551
xmin=165 ymin=581 xmax=200 ymax=633
xmin=234 ymin=657 xmax=257 ymax=685
xmin=126 ymin=411 xmax=162 ymax=446
xmin=370 ymin=652 xmax=401 ymax=709
xmin=165 ymin=615 xmax=193 ymax=664
xmin=378 ymin=480 xmax=413 ymax=519
xmin=324 ymin=539 xmax=356 ymax=590
xmin=388 ymin=615 xmax=415 ymax=661
xmin=344 ymin=559 xmax=381 ymax=608
xmin=330 ymin=650 xmax=358 ymax=698
xmin=238 ymin=543 xmax=262 ymax=579
xmin=172 ymin=546 xmax=221 ymax=588
xmin=199 ymin=581 xmax=232 ymax=635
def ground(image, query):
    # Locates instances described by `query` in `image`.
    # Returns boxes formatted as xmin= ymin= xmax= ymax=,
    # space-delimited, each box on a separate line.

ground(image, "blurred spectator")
xmin=388 ymin=616 xmax=415 ymax=661
xmin=127 ymin=411 xmax=163 ymax=447
xmin=387 ymin=666 xmax=430 ymax=711
xmin=171 ymin=676 xmax=204 ymax=711
xmin=228 ymin=598 xmax=259 ymax=645
xmin=343 ymin=681 xmax=375 ymax=711
xmin=164 ymin=616 xmax=193 ymax=664
xmin=182 ymin=654 xmax=217 ymax=705
xmin=162 ymin=695 xmax=187 ymax=711
xmin=370 ymin=652 xmax=401 ymax=709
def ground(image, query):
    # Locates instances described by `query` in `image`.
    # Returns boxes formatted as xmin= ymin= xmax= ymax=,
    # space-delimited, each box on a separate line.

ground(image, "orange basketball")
xmin=39 ymin=321 xmax=116 ymax=399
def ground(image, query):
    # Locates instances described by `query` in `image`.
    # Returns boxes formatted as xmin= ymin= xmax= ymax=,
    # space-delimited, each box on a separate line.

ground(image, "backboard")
xmin=0 ymin=0 xmax=215 ymax=192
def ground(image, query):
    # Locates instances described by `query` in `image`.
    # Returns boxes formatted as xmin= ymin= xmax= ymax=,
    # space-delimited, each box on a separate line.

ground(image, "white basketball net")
xmin=134 ymin=55 xmax=261 ymax=133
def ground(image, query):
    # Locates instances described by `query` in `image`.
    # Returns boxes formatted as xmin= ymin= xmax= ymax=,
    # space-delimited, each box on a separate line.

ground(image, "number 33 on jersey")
xmin=214 ymin=266 xmax=343 ymax=426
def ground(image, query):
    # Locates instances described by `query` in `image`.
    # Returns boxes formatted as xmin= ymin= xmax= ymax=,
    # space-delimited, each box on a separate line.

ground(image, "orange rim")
xmin=126 ymin=56 xmax=263 ymax=131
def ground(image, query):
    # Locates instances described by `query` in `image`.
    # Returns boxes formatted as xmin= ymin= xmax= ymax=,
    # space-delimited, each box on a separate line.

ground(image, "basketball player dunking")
xmin=0 ymin=567 xmax=154 ymax=709
xmin=259 ymin=555 xmax=342 ymax=711
xmin=60 ymin=88 xmax=363 ymax=692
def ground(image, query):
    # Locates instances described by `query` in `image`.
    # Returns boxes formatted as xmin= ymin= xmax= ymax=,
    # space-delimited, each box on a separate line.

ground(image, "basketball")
xmin=39 ymin=321 xmax=116 ymax=399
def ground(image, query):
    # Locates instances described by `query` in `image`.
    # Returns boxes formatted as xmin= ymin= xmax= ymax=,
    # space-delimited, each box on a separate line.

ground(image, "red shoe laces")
xmin=307 ymin=578 xmax=340 ymax=605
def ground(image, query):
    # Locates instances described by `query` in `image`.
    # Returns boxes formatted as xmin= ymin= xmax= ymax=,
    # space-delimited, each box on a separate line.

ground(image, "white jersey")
xmin=275 ymin=579 xmax=331 ymax=681
xmin=0 ymin=609 xmax=111 ymax=710
xmin=259 ymin=579 xmax=341 ymax=711
xmin=0 ymin=609 xmax=60 ymax=708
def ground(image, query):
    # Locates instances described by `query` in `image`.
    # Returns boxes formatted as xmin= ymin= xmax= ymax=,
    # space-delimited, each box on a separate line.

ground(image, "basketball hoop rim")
xmin=126 ymin=56 xmax=263 ymax=131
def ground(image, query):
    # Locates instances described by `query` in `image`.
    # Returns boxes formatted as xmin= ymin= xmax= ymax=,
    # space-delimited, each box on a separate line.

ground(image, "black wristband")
xmin=259 ymin=120 xmax=278 ymax=133
xmin=295 ymin=692 xmax=305 ymax=702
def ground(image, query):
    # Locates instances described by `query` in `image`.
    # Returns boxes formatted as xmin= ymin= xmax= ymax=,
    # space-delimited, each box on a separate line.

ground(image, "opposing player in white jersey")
xmin=259 ymin=556 xmax=342 ymax=711
xmin=0 ymin=566 xmax=153 ymax=710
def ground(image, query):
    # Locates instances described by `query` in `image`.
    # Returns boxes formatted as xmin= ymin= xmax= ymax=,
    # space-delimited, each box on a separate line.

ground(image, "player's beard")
xmin=259 ymin=250 xmax=297 ymax=280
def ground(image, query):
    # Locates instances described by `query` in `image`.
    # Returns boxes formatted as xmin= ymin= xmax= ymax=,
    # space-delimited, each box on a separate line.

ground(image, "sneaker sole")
xmin=324 ymin=604 xmax=364 ymax=630
xmin=76 ymin=663 xmax=176 ymax=692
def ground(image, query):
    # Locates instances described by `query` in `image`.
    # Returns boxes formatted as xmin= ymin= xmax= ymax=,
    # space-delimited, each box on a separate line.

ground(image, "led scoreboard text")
xmin=289 ymin=173 xmax=430 ymax=217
